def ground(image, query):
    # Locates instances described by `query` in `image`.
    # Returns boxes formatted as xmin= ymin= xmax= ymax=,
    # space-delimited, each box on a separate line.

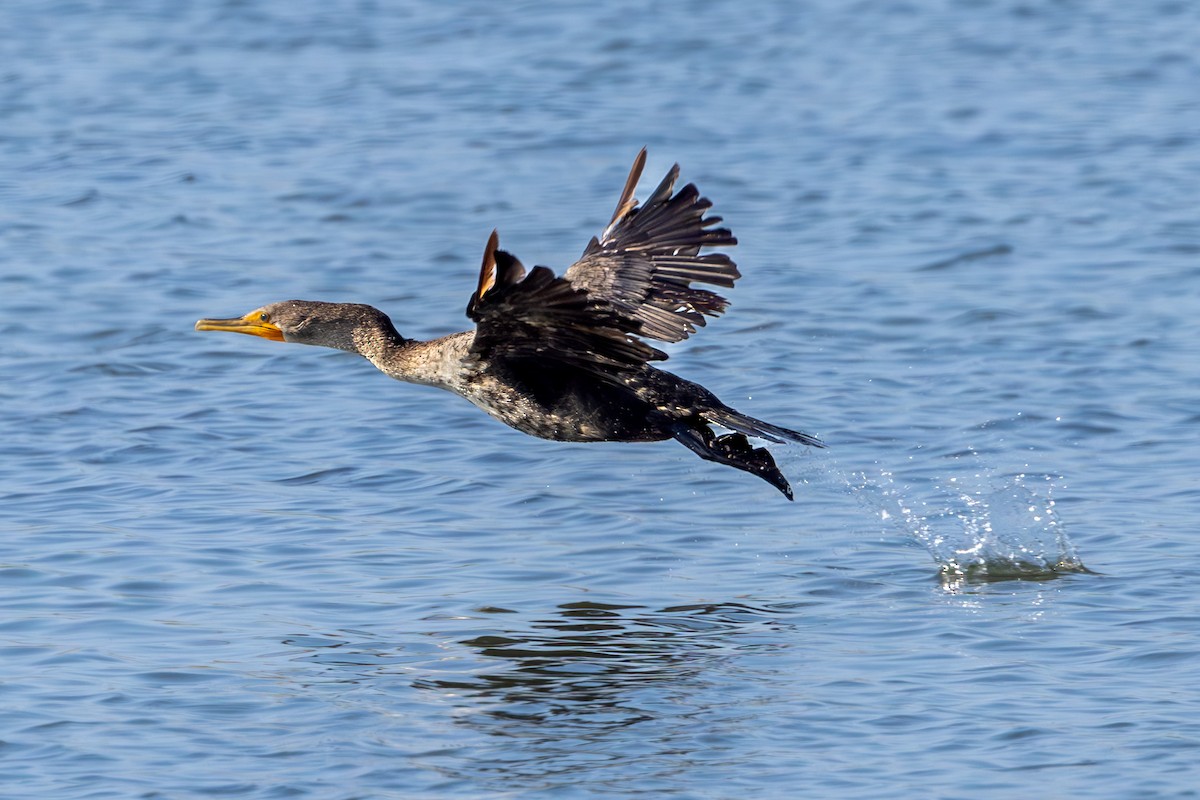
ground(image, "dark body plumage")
xmin=196 ymin=150 xmax=822 ymax=499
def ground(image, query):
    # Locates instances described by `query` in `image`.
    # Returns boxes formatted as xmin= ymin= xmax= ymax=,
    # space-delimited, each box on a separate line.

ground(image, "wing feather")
xmin=465 ymin=151 xmax=738 ymax=376
xmin=565 ymin=152 xmax=740 ymax=343
xmin=468 ymin=243 xmax=664 ymax=375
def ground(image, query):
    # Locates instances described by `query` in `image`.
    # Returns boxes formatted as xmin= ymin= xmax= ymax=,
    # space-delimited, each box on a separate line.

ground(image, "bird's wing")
xmin=466 ymin=228 xmax=665 ymax=375
xmin=563 ymin=148 xmax=740 ymax=343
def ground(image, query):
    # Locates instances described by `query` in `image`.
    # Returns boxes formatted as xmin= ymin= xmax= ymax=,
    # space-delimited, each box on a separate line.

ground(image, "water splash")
xmin=840 ymin=455 xmax=1089 ymax=582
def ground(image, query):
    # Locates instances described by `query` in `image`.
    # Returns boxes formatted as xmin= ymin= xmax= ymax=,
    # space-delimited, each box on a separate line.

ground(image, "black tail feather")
xmin=706 ymin=409 xmax=824 ymax=449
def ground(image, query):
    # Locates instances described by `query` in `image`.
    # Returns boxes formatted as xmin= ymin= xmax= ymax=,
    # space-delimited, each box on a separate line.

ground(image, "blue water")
xmin=3 ymin=1 xmax=1199 ymax=797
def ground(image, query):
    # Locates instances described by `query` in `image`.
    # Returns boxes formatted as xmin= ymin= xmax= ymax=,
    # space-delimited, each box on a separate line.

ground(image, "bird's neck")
xmin=359 ymin=330 xmax=476 ymax=391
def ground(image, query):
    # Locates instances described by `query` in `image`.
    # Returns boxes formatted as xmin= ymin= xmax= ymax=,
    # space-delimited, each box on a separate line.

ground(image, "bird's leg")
xmin=671 ymin=422 xmax=795 ymax=500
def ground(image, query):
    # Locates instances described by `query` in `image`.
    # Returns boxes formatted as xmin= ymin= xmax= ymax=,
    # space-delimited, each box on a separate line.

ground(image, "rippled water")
xmin=3 ymin=1 xmax=1199 ymax=797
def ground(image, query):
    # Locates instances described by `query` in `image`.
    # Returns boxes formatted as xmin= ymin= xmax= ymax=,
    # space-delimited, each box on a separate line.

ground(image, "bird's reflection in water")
xmin=415 ymin=601 xmax=789 ymax=741
xmin=281 ymin=600 xmax=797 ymax=789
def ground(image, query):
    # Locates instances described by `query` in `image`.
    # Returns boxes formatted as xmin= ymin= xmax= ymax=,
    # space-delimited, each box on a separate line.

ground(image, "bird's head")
xmin=195 ymin=300 xmax=402 ymax=354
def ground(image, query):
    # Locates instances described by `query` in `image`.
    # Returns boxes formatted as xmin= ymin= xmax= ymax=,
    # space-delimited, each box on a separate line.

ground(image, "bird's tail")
xmin=705 ymin=409 xmax=824 ymax=449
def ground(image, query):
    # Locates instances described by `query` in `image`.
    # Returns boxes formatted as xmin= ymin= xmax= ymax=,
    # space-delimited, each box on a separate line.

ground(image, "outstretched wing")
xmin=564 ymin=148 xmax=740 ymax=343
xmin=466 ymin=228 xmax=665 ymax=374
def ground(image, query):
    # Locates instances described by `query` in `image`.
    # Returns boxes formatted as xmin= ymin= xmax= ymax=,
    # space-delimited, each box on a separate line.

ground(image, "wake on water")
xmin=788 ymin=447 xmax=1090 ymax=582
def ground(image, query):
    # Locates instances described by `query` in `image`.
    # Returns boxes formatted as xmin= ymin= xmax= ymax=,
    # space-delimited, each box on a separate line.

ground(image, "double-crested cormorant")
xmin=196 ymin=150 xmax=822 ymax=498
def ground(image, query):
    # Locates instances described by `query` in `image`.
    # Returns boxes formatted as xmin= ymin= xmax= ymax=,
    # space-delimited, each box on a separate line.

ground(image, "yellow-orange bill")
xmin=194 ymin=311 xmax=284 ymax=341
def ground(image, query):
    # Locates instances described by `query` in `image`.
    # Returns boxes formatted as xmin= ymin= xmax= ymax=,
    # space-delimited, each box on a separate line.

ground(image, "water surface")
xmin=2 ymin=1 xmax=1199 ymax=798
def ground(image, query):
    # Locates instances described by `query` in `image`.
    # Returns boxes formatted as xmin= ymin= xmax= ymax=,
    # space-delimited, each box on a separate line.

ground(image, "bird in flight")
xmin=196 ymin=149 xmax=822 ymax=498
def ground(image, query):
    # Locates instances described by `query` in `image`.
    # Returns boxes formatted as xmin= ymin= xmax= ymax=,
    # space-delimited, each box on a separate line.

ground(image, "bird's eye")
xmin=259 ymin=312 xmax=270 ymax=322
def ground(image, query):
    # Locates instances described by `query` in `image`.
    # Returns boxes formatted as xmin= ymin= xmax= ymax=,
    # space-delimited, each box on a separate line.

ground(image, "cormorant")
xmin=196 ymin=149 xmax=822 ymax=498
